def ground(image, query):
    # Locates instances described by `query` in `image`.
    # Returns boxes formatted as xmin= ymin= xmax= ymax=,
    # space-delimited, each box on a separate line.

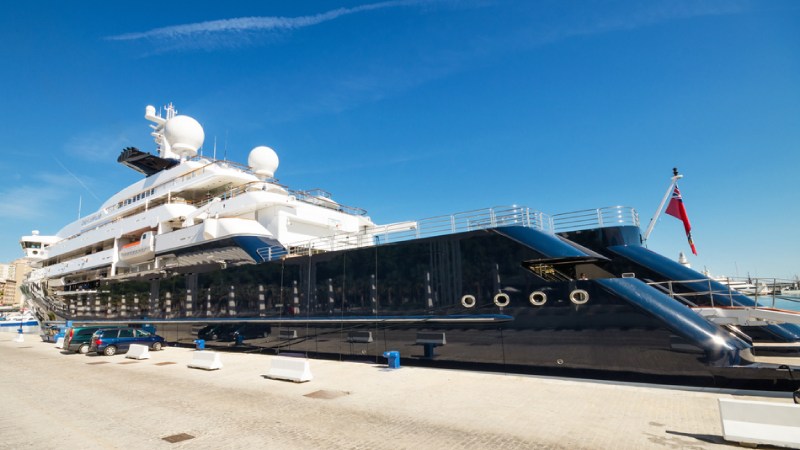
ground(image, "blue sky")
xmin=1 ymin=0 xmax=798 ymax=279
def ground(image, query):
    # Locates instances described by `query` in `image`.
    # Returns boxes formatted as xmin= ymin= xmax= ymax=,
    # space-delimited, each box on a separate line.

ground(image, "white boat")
xmin=0 ymin=311 xmax=39 ymax=333
xmin=702 ymin=272 xmax=770 ymax=296
xmin=781 ymin=286 xmax=800 ymax=298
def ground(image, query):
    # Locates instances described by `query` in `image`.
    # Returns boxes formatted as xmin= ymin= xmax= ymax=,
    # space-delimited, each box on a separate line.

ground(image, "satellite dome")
xmin=248 ymin=146 xmax=279 ymax=178
xmin=164 ymin=115 xmax=204 ymax=158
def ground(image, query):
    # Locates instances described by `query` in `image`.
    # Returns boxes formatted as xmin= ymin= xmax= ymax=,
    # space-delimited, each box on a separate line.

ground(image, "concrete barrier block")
xmin=347 ymin=331 xmax=373 ymax=343
xmin=54 ymin=336 xmax=65 ymax=349
xmin=416 ymin=332 xmax=446 ymax=345
xmin=126 ymin=344 xmax=151 ymax=360
xmin=188 ymin=351 xmax=223 ymax=370
xmin=719 ymin=398 xmax=800 ymax=448
xmin=266 ymin=356 xmax=313 ymax=382
xmin=279 ymin=329 xmax=298 ymax=339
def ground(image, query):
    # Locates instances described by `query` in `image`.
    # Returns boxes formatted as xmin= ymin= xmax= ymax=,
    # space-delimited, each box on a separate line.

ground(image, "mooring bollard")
xmin=383 ymin=351 xmax=400 ymax=369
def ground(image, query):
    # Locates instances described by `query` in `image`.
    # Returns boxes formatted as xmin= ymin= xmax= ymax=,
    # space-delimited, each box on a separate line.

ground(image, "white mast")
xmin=642 ymin=167 xmax=683 ymax=246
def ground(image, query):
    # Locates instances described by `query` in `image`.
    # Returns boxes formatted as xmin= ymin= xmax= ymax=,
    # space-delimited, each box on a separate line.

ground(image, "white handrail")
xmin=551 ymin=206 xmax=639 ymax=232
xmin=287 ymin=205 xmax=551 ymax=256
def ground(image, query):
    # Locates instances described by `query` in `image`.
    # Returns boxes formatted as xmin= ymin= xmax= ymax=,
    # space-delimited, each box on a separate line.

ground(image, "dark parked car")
xmin=63 ymin=326 xmax=118 ymax=354
xmin=197 ymin=323 xmax=271 ymax=341
xmin=197 ymin=324 xmax=236 ymax=341
xmin=221 ymin=323 xmax=271 ymax=341
xmin=89 ymin=327 xmax=166 ymax=356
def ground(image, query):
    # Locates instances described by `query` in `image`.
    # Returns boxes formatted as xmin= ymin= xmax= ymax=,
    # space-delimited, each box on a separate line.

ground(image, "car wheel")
xmin=78 ymin=344 xmax=89 ymax=354
xmin=103 ymin=346 xmax=117 ymax=356
xmin=151 ymin=341 xmax=162 ymax=351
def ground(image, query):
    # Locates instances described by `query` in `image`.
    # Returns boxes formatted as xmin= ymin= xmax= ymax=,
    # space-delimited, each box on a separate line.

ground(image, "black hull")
xmin=24 ymin=225 xmax=800 ymax=390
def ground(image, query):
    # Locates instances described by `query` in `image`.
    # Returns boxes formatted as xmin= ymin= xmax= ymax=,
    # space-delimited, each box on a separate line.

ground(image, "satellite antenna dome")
xmin=164 ymin=115 xmax=205 ymax=158
xmin=248 ymin=146 xmax=279 ymax=178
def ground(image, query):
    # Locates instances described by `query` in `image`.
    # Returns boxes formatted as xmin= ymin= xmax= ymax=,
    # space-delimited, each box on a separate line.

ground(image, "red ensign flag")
xmin=665 ymin=185 xmax=697 ymax=255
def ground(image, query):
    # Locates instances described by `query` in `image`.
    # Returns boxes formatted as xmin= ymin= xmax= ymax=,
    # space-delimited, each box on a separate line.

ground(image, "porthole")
xmin=529 ymin=291 xmax=547 ymax=306
xmin=461 ymin=294 xmax=476 ymax=308
xmin=569 ymin=289 xmax=589 ymax=305
xmin=493 ymin=292 xmax=510 ymax=307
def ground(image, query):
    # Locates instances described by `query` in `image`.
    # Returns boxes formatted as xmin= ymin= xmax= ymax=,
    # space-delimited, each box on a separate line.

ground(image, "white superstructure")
xmin=23 ymin=104 xmax=385 ymax=293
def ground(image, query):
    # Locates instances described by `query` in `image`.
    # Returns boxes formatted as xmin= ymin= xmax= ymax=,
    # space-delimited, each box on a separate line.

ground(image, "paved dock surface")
xmin=0 ymin=335 xmax=794 ymax=449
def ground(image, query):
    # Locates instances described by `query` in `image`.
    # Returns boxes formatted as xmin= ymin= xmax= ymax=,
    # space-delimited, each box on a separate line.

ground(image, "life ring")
xmin=569 ymin=289 xmax=589 ymax=305
xmin=529 ymin=291 xmax=547 ymax=306
xmin=461 ymin=294 xmax=476 ymax=308
xmin=493 ymin=293 xmax=510 ymax=307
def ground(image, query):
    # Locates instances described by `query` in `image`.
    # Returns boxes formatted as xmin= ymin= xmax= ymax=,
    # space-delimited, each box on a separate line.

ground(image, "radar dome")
xmin=248 ymin=146 xmax=279 ymax=178
xmin=164 ymin=115 xmax=205 ymax=158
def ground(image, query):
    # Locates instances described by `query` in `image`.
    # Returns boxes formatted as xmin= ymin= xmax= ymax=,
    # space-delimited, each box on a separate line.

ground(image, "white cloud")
xmin=107 ymin=0 xmax=432 ymax=52
xmin=535 ymin=1 xmax=749 ymax=44
xmin=64 ymin=131 xmax=133 ymax=162
xmin=1 ymin=175 xmax=76 ymax=221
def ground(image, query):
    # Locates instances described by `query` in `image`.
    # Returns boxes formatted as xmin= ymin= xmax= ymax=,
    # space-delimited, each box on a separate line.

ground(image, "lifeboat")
xmin=118 ymin=231 xmax=156 ymax=264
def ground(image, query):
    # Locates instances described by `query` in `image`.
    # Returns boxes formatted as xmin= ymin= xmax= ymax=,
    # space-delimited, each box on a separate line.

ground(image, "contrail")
xmin=54 ymin=158 xmax=102 ymax=202
xmin=108 ymin=0 xmax=426 ymax=43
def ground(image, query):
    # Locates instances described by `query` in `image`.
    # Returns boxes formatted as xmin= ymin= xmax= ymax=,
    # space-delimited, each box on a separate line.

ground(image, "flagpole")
xmin=642 ymin=167 xmax=683 ymax=246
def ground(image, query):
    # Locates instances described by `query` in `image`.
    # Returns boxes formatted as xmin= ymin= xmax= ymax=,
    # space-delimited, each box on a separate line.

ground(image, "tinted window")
xmin=98 ymin=329 xmax=118 ymax=338
xmin=119 ymin=329 xmax=134 ymax=338
xmin=135 ymin=330 xmax=151 ymax=337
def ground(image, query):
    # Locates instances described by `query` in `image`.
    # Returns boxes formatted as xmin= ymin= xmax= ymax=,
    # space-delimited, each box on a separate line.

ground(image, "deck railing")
xmin=551 ymin=206 xmax=639 ymax=232
xmin=648 ymin=277 xmax=800 ymax=310
xmin=256 ymin=245 xmax=289 ymax=262
xmin=288 ymin=205 xmax=551 ymax=256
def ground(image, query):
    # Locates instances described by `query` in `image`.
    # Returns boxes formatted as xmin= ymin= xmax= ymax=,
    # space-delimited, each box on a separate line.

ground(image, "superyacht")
xmin=20 ymin=104 xmax=800 ymax=392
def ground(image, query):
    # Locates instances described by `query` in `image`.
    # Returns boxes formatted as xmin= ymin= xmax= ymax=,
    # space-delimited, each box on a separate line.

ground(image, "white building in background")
xmin=0 ymin=263 xmax=11 ymax=305
xmin=1 ymin=260 xmax=31 ymax=308
xmin=0 ymin=263 xmax=11 ymax=281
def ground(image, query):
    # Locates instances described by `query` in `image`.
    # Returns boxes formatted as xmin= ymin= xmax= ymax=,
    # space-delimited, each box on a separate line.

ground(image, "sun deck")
xmin=286 ymin=205 xmax=639 ymax=257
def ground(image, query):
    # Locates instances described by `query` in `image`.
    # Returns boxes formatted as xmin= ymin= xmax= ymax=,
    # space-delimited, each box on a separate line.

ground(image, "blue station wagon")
xmin=63 ymin=326 xmax=119 ymax=354
xmin=89 ymin=327 xmax=166 ymax=356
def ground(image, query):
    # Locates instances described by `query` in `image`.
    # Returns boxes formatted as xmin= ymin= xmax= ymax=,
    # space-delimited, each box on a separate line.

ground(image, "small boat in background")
xmin=715 ymin=277 xmax=770 ymax=296
xmin=699 ymin=269 xmax=771 ymax=296
xmin=781 ymin=286 xmax=800 ymax=298
xmin=0 ymin=311 xmax=39 ymax=333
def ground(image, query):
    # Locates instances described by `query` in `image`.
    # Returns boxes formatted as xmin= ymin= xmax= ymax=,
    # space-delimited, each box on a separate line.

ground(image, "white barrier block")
xmin=188 ymin=351 xmax=223 ymax=370
xmin=55 ymin=336 xmax=64 ymax=349
xmin=126 ymin=344 xmax=151 ymax=360
xmin=266 ymin=356 xmax=313 ymax=383
xmin=719 ymin=398 xmax=800 ymax=448
xmin=13 ymin=333 xmax=24 ymax=343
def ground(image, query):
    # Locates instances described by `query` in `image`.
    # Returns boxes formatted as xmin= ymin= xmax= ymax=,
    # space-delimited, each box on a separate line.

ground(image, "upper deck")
xmin=285 ymin=205 xmax=640 ymax=257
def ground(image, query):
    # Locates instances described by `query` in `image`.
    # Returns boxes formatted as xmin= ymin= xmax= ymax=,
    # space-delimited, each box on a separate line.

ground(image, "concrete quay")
xmin=0 ymin=336 xmax=794 ymax=449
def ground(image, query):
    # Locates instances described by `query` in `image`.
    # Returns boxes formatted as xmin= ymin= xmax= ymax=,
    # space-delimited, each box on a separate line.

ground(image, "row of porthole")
xmin=461 ymin=289 xmax=590 ymax=308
